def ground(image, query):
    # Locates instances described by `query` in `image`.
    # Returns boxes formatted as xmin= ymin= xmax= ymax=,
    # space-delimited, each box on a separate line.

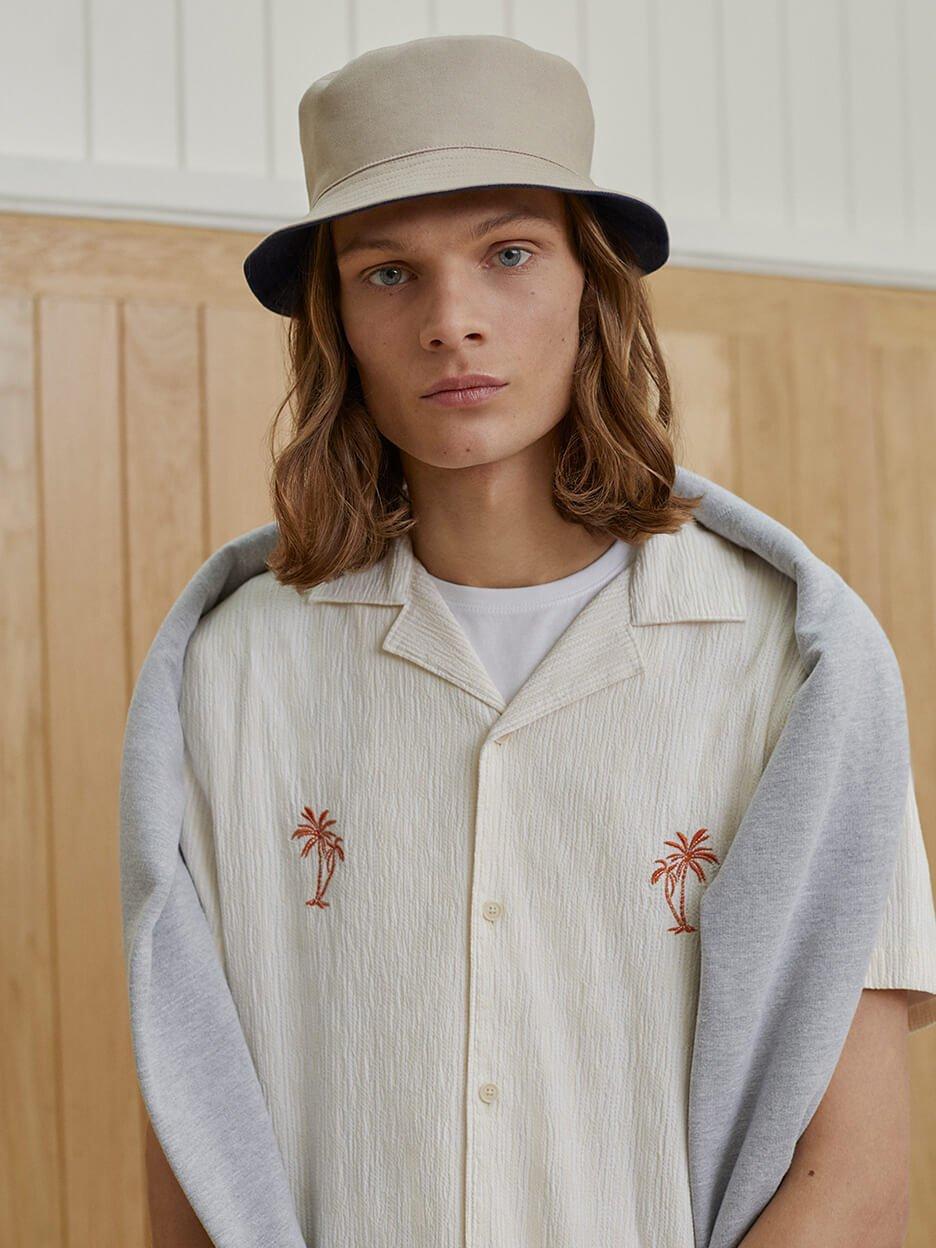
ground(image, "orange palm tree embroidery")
xmin=291 ymin=806 xmax=345 ymax=909
xmin=650 ymin=826 xmax=719 ymax=934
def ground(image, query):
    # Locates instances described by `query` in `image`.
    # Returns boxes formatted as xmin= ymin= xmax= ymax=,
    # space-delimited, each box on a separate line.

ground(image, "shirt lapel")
xmin=300 ymin=519 xmax=748 ymax=735
xmin=300 ymin=530 xmax=505 ymax=708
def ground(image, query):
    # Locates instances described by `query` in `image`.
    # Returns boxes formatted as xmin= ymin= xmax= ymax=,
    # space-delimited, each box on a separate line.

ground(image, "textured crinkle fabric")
xmin=174 ymin=505 xmax=935 ymax=1248
xmin=119 ymin=465 xmax=931 ymax=1248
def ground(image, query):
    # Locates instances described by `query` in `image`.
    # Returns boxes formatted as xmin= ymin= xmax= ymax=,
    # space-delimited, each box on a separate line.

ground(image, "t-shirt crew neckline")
xmin=423 ymin=537 xmax=633 ymax=613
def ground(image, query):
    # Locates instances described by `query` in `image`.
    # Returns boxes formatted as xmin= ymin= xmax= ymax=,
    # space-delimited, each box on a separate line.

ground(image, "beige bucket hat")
xmin=243 ymin=34 xmax=669 ymax=316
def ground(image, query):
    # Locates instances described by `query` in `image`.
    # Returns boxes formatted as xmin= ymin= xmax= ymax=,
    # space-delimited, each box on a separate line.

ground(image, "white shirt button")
xmin=482 ymin=900 xmax=504 ymax=921
xmin=479 ymin=1082 xmax=498 ymax=1103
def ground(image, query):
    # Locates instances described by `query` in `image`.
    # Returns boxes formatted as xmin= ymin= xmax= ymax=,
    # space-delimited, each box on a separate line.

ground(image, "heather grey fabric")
xmin=119 ymin=464 xmax=910 ymax=1248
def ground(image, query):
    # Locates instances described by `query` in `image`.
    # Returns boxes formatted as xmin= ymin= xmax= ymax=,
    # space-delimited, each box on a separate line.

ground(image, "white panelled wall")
xmin=0 ymin=0 xmax=934 ymax=289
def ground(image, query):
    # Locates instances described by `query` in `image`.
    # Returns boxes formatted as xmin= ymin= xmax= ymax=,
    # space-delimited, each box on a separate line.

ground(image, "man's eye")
xmin=367 ymin=266 xmax=410 ymax=289
xmin=365 ymin=247 xmax=534 ymax=289
xmin=495 ymin=246 xmax=534 ymax=269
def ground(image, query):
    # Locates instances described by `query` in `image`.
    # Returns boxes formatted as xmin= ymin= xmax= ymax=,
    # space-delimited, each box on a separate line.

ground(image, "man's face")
xmin=331 ymin=186 xmax=585 ymax=473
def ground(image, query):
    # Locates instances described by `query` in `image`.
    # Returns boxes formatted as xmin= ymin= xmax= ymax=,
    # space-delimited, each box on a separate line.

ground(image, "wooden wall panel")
xmin=0 ymin=215 xmax=284 ymax=1247
xmin=1 ymin=213 xmax=934 ymax=1246
xmin=658 ymin=328 xmax=736 ymax=487
xmin=39 ymin=295 xmax=142 ymax=1247
xmin=734 ymin=317 xmax=796 ymax=526
xmin=790 ymin=287 xmax=876 ymax=589
xmin=124 ymin=300 xmax=205 ymax=666
xmin=1 ymin=294 xmax=63 ymax=1245
xmin=203 ymin=304 xmax=285 ymax=549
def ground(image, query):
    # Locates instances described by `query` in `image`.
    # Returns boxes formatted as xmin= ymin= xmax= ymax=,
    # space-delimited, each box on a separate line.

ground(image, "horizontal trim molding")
xmin=2 ymin=154 xmax=935 ymax=292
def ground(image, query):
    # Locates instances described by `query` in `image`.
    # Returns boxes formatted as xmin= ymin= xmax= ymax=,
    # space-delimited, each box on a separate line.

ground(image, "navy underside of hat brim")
xmin=242 ymin=188 xmax=669 ymax=318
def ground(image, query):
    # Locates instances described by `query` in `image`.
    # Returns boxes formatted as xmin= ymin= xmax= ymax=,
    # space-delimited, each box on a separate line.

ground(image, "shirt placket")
xmin=464 ymin=728 xmax=512 ymax=1248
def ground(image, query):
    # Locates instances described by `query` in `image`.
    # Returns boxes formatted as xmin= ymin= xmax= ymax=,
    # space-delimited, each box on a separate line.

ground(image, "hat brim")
xmin=243 ymin=168 xmax=669 ymax=317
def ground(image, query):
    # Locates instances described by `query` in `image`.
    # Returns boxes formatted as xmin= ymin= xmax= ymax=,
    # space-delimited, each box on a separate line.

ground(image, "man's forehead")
xmin=332 ymin=189 xmax=566 ymax=258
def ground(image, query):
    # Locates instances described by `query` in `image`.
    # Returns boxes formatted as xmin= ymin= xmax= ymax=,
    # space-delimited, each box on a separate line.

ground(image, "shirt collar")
xmin=300 ymin=518 xmax=747 ymax=732
xmin=299 ymin=516 xmax=748 ymax=626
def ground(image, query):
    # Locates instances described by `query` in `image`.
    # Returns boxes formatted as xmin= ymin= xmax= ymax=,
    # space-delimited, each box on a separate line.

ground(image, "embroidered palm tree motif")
xmin=291 ymin=806 xmax=345 ymax=909
xmin=650 ymin=826 xmax=719 ymax=934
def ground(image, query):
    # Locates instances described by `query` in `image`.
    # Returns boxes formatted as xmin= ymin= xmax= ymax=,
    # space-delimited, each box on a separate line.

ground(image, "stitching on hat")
xmin=315 ymin=145 xmax=583 ymax=202
xmin=649 ymin=826 xmax=719 ymax=934
xmin=291 ymin=805 xmax=345 ymax=909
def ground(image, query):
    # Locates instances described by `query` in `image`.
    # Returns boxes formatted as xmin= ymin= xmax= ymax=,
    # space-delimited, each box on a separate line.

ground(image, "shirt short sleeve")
xmin=862 ymin=765 xmax=936 ymax=1033
xmin=761 ymin=619 xmax=936 ymax=1033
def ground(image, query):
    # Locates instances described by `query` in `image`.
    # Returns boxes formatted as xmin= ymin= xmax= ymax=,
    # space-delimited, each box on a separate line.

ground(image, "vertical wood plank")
xmin=124 ymin=300 xmax=206 ymax=667
xmin=734 ymin=306 xmax=795 ymax=527
xmin=835 ymin=292 xmax=884 ymax=615
xmin=659 ymin=328 xmax=736 ymax=489
xmin=203 ymin=303 xmax=285 ymax=546
xmin=0 ymin=295 xmax=64 ymax=1246
xmin=787 ymin=285 xmax=858 ymax=576
xmin=39 ymin=295 xmax=144 ymax=1247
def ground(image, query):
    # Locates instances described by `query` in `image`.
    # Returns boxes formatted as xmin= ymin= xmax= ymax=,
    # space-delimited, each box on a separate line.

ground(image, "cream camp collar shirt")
xmin=178 ymin=517 xmax=936 ymax=1248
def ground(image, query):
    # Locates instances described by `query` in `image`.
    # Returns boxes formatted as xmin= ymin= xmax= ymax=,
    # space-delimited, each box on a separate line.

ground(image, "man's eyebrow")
xmin=334 ymin=207 xmax=561 ymax=260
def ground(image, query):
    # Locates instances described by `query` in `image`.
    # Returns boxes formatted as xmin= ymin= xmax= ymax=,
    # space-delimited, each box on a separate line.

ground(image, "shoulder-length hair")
xmin=264 ymin=191 xmax=702 ymax=590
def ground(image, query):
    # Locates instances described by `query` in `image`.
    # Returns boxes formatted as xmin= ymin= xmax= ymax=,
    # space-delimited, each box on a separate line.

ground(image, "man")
xmin=130 ymin=35 xmax=934 ymax=1248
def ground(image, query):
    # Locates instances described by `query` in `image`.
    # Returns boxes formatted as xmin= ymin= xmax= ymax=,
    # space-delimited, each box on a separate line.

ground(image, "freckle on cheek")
xmin=807 ymin=1170 xmax=815 ymax=1177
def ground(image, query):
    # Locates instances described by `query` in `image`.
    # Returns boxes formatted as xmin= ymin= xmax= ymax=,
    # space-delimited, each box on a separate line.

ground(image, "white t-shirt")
xmin=424 ymin=538 xmax=636 ymax=703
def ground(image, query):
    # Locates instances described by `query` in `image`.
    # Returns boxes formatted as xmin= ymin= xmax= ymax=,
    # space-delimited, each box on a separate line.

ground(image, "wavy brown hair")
xmin=264 ymin=190 xmax=702 ymax=590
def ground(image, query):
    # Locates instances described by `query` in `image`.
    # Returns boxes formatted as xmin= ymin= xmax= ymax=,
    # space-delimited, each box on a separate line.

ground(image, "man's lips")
xmin=421 ymin=382 xmax=509 ymax=406
xmin=421 ymin=373 xmax=507 ymax=396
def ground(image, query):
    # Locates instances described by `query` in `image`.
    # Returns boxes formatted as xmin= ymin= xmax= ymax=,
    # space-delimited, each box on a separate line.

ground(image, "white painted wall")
xmin=1 ymin=0 xmax=933 ymax=288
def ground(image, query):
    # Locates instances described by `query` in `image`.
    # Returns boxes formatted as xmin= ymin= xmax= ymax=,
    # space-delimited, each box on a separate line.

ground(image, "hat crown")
xmin=297 ymin=35 xmax=595 ymax=210
xmin=244 ymin=33 xmax=669 ymax=315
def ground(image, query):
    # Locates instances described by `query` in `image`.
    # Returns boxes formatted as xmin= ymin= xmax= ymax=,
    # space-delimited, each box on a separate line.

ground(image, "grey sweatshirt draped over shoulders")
xmin=119 ymin=464 xmax=911 ymax=1248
